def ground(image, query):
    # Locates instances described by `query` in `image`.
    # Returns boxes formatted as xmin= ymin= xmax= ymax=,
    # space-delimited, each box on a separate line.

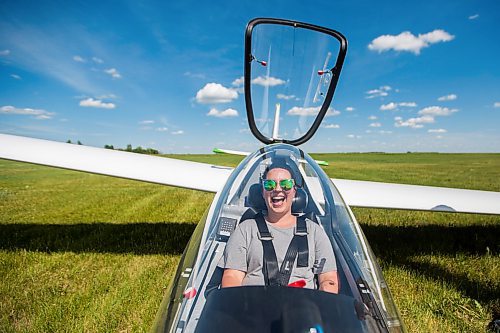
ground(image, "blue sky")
xmin=1 ymin=0 xmax=499 ymax=153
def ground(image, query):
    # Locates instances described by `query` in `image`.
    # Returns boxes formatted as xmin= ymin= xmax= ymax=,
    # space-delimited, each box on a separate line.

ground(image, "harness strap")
xmin=295 ymin=217 xmax=309 ymax=268
xmin=255 ymin=213 xmax=280 ymax=286
xmin=278 ymin=217 xmax=308 ymax=285
xmin=255 ymin=214 xmax=309 ymax=286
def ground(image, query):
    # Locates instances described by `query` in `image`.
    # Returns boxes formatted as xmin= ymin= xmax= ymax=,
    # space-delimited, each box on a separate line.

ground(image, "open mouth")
xmin=271 ymin=196 xmax=286 ymax=207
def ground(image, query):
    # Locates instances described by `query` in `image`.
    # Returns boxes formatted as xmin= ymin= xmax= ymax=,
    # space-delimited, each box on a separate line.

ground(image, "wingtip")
xmin=213 ymin=148 xmax=224 ymax=154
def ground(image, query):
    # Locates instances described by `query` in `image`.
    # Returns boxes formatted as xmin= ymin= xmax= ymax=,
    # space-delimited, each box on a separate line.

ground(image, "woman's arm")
xmin=221 ymin=268 xmax=246 ymax=288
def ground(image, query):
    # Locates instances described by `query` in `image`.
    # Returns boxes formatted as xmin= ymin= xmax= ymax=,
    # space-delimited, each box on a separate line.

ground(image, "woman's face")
xmin=262 ymin=168 xmax=296 ymax=216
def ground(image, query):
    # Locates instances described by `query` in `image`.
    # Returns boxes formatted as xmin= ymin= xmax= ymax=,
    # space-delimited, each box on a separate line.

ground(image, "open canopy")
xmin=244 ymin=18 xmax=347 ymax=146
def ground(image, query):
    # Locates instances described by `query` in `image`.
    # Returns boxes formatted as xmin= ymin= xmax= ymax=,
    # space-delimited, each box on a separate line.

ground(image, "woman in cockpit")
xmin=219 ymin=163 xmax=338 ymax=293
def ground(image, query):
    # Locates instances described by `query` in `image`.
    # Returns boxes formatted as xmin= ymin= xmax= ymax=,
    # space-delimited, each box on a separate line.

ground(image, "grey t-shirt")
xmin=218 ymin=217 xmax=337 ymax=289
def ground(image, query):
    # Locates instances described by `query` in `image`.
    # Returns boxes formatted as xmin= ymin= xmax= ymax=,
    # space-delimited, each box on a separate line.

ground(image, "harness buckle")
xmin=294 ymin=227 xmax=308 ymax=236
xmin=258 ymin=232 xmax=274 ymax=241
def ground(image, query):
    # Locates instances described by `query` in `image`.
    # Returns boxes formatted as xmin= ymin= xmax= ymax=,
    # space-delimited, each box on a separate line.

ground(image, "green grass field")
xmin=1 ymin=153 xmax=499 ymax=332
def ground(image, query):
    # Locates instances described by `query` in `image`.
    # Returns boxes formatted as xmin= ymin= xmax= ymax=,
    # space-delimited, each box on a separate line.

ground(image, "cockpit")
xmin=155 ymin=144 xmax=403 ymax=332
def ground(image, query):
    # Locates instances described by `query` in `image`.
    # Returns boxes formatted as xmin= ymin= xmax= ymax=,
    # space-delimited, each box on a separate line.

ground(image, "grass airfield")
xmin=0 ymin=153 xmax=499 ymax=332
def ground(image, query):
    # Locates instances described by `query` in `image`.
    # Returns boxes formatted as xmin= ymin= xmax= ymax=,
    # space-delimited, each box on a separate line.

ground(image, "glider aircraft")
xmin=1 ymin=18 xmax=500 ymax=333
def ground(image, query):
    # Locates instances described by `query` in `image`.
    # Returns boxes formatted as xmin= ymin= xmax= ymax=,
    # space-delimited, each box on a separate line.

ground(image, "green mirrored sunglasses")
xmin=262 ymin=178 xmax=295 ymax=191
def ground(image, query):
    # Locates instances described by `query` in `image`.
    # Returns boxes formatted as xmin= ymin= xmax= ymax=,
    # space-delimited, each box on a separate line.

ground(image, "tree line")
xmin=67 ymin=140 xmax=159 ymax=155
xmin=106 ymin=144 xmax=159 ymax=155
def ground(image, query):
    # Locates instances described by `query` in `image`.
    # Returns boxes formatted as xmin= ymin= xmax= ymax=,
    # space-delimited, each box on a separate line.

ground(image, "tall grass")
xmin=1 ymin=153 xmax=499 ymax=332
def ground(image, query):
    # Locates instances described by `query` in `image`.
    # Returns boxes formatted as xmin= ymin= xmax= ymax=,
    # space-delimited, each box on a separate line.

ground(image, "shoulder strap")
xmin=254 ymin=213 xmax=279 ymax=286
xmin=296 ymin=216 xmax=309 ymax=268
xmin=278 ymin=216 xmax=309 ymax=286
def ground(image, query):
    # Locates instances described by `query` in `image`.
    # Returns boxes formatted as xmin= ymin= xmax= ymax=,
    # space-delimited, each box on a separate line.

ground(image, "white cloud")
xmin=10 ymin=74 xmax=21 ymax=80
xmin=438 ymin=94 xmax=457 ymax=101
xmin=366 ymin=86 xmax=392 ymax=99
xmin=380 ymin=101 xmax=417 ymax=110
xmin=171 ymin=130 xmax=184 ymax=135
xmin=184 ymin=71 xmax=205 ymax=79
xmin=287 ymin=106 xmax=340 ymax=117
xmin=324 ymin=124 xmax=340 ymax=129
xmin=79 ymin=98 xmax=116 ymax=109
xmin=92 ymin=57 xmax=104 ymax=64
xmin=468 ymin=14 xmax=479 ymax=20
xmin=0 ymin=49 xmax=11 ymax=56
xmin=494 ymin=102 xmax=500 ymax=108
xmin=232 ymin=76 xmax=244 ymax=86
xmin=34 ymin=114 xmax=52 ymax=120
xmin=428 ymin=129 xmax=447 ymax=133
xmin=97 ymin=93 xmax=117 ymax=100
xmin=420 ymin=30 xmax=455 ymax=44
xmin=347 ymin=134 xmax=362 ymax=139
xmin=394 ymin=115 xmax=434 ymax=128
xmin=369 ymin=122 xmax=382 ymax=127
xmin=277 ymin=93 xmax=296 ymax=100
xmin=368 ymin=29 xmax=455 ymax=55
xmin=156 ymin=127 xmax=168 ymax=132
xmin=399 ymin=102 xmax=417 ymax=107
xmin=368 ymin=115 xmax=378 ymax=120
xmin=418 ymin=106 xmax=458 ymax=116
xmin=394 ymin=106 xmax=457 ymax=129
xmin=379 ymin=130 xmax=392 ymax=134
xmin=139 ymin=120 xmax=155 ymax=125
xmin=207 ymin=107 xmax=238 ymax=118
xmin=380 ymin=102 xmax=398 ymax=111
xmin=287 ymin=106 xmax=319 ymax=116
xmin=196 ymin=83 xmax=238 ymax=104
xmin=326 ymin=109 xmax=341 ymax=117
xmin=104 ymin=68 xmax=122 ymax=79
xmin=0 ymin=105 xmax=54 ymax=119
xmin=345 ymin=106 xmax=355 ymax=112
xmin=73 ymin=55 xmax=86 ymax=63
xmin=251 ymin=76 xmax=285 ymax=87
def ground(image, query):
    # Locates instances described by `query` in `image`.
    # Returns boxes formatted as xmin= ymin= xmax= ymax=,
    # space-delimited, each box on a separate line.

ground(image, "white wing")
xmin=332 ymin=178 xmax=500 ymax=215
xmin=2 ymin=134 xmax=499 ymax=215
xmin=0 ymin=134 xmax=231 ymax=193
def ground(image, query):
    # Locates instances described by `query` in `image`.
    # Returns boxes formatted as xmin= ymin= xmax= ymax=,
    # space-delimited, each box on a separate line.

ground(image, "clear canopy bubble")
xmin=245 ymin=19 xmax=346 ymax=145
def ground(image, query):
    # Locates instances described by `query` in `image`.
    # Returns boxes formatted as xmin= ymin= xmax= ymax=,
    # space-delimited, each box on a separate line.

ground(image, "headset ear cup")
xmin=291 ymin=188 xmax=308 ymax=214
xmin=296 ymin=174 xmax=303 ymax=188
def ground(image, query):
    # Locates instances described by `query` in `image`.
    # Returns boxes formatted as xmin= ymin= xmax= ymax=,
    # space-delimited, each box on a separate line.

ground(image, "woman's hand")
xmin=318 ymin=271 xmax=339 ymax=294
